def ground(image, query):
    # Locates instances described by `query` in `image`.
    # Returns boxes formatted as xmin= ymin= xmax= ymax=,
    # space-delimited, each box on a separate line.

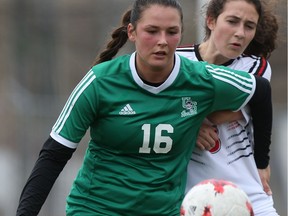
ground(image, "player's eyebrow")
xmin=226 ymin=15 xmax=258 ymax=26
xmin=145 ymin=24 xmax=180 ymax=30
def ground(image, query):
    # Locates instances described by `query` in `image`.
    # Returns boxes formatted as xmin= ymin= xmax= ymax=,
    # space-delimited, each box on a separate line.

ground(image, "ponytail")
xmin=92 ymin=10 xmax=131 ymax=66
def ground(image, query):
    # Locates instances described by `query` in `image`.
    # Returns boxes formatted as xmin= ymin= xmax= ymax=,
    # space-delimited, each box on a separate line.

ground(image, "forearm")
xmin=249 ymin=76 xmax=272 ymax=169
xmin=207 ymin=110 xmax=244 ymax=125
xmin=16 ymin=137 xmax=75 ymax=216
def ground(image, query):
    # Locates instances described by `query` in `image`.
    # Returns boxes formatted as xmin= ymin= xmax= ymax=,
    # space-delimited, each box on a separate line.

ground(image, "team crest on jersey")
xmin=181 ymin=97 xmax=197 ymax=117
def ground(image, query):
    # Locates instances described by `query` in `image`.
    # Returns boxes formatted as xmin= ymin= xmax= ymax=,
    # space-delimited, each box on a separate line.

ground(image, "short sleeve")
xmin=205 ymin=64 xmax=256 ymax=112
xmin=50 ymin=70 xmax=98 ymax=148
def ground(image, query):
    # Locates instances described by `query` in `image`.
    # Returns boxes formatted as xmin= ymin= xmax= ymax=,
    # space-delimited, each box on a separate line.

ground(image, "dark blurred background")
xmin=0 ymin=0 xmax=286 ymax=215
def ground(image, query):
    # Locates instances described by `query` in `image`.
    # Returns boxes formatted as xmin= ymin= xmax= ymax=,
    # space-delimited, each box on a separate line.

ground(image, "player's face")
xmin=207 ymin=0 xmax=259 ymax=60
xmin=128 ymin=5 xmax=182 ymax=83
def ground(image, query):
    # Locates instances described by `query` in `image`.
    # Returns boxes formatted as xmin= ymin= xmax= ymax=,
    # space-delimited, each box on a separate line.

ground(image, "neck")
xmin=140 ymin=77 xmax=164 ymax=87
xmin=135 ymin=54 xmax=175 ymax=84
xmin=199 ymin=41 xmax=230 ymax=65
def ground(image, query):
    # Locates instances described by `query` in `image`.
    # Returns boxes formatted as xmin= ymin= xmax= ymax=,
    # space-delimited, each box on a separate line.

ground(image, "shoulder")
xmin=178 ymin=55 xmax=216 ymax=83
xmin=176 ymin=44 xmax=198 ymax=61
xmin=91 ymin=55 xmax=131 ymax=77
xmin=176 ymin=44 xmax=195 ymax=52
xmin=179 ymin=54 xmax=206 ymax=71
xmin=237 ymin=54 xmax=269 ymax=66
xmin=230 ymin=54 xmax=271 ymax=80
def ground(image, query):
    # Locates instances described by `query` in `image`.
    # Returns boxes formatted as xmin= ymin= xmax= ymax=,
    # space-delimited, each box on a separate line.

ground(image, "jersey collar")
xmin=129 ymin=52 xmax=180 ymax=94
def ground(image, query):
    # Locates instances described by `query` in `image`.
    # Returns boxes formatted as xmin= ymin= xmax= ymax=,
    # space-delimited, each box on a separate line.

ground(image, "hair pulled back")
xmin=92 ymin=0 xmax=183 ymax=66
xmin=203 ymin=0 xmax=278 ymax=58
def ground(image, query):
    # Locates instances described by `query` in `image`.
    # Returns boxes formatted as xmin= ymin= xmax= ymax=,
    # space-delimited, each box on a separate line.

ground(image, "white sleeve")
xmin=238 ymin=105 xmax=251 ymax=127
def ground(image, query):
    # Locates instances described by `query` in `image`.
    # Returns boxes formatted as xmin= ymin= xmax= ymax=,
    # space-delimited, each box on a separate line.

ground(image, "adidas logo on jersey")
xmin=119 ymin=104 xmax=136 ymax=115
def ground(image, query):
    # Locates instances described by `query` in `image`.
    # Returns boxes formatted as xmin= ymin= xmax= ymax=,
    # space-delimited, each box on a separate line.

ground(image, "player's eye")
xmin=245 ymin=23 xmax=257 ymax=30
xmin=227 ymin=19 xmax=238 ymax=25
xmin=144 ymin=26 xmax=159 ymax=34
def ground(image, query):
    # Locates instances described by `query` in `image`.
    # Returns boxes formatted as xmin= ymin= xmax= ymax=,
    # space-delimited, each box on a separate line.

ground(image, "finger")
xmin=196 ymin=139 xmax=211 ymax=150
xmin=197 ymin=133 xmax=216 ymax=149
xmin=263 ymin=182 xmax=273 ymax=195
xmin=196 ymin=141 xmax=205 ymax=150
xmin=210 ymin=130 xmax=219 ymax=141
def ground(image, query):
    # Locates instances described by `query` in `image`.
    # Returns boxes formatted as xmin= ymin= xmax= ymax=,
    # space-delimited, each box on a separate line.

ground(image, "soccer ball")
xmin=181 ymin=179 xmax=254 ymax=216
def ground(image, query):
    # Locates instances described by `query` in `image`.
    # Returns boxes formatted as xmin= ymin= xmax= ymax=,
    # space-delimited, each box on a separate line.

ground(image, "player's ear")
xmin=207 ymin=16 xmax=216 ymax=31
xmin=127 ymin=23 xmax=136 ymax=42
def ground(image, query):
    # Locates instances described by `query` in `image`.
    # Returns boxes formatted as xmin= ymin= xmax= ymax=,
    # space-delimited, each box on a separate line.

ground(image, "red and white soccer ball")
xmin=180 ymin=179 xmax=254 ymax=216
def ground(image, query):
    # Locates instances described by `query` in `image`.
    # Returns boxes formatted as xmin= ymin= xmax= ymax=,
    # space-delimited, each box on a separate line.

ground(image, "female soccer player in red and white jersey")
xmin=177 ymin=0 xmax=279 ymax=215
xmin=16 ymin=0 xmax=273 ymax=215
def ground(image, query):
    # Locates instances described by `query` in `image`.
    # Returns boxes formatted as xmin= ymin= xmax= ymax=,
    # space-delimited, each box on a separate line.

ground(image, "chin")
xmin=151 ymin=65 xmax=166 ymax=71
xmin=226 ymin=52 xmax=242 ymax=59
xmin=228 ymin=48 xmax=245 ymax=58
xmin=150 ymin=60 xmax=168 ymax=69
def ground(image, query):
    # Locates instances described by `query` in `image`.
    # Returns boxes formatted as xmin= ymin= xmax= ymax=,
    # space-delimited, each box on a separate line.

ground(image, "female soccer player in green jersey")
xmin=16 ymin=0 xmax=273 ymax=215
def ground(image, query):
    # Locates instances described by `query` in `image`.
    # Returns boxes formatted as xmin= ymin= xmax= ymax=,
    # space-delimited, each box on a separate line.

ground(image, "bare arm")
xmin=207 ymin=110 xmax=244 ymax=125
xmin=258 ymin=165 xmax=273 ymax=195
xmin=196 ymin=111 xmax=243 ymax=150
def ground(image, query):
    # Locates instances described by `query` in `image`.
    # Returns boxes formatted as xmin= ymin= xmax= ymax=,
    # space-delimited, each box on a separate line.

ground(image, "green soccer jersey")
xmin=50 ymin=52 xmax=255 ymax=215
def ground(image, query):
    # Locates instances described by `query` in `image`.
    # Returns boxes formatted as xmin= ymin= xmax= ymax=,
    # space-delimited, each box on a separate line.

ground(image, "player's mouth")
xmin=230 ymin=43 xmax=242 ymax=49
xmin=153 ymin=51 xmax=167 ymax=57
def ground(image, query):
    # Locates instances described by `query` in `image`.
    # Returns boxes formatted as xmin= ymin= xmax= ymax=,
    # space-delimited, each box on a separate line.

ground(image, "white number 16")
xmin=139 ymin=124 xmax=174 ymax=154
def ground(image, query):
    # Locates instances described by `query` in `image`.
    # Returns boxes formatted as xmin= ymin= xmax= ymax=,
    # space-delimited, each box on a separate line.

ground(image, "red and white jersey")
xmin=177 ymin=45 xmax=278 ymax=216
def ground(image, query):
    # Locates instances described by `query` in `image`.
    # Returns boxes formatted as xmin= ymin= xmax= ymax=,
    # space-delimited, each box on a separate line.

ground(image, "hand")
xmin=180 ymin=206 xmax=185 ymax=216
xmin=258 ymin=165 xmax=273 ymax=195
xmin=196 ymin=123 xmax=219 ymax=150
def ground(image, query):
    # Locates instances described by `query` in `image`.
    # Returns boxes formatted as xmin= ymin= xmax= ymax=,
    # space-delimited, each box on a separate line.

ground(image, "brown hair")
xmin=92 ymin=0 xmax=183 ymax=66
xmin=244 ymin=0 xmax=279 ymax=58
xmin=203 ymin=0 xmax=278 ymax=58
